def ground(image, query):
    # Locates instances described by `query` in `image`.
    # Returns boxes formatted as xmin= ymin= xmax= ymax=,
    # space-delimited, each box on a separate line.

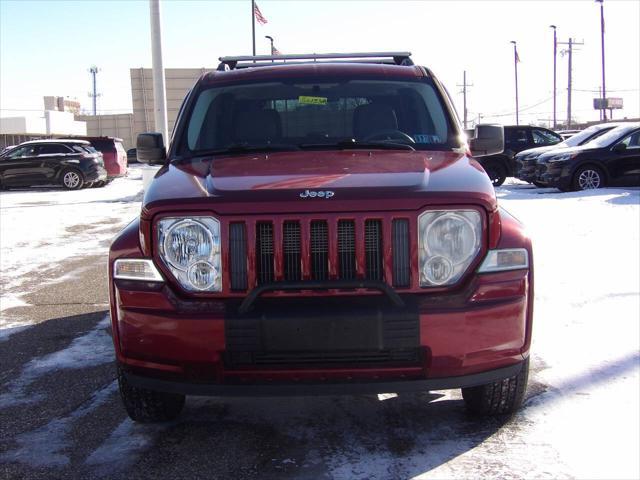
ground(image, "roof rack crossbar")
xmin=217 ymin=52 xmax=413 ymax=71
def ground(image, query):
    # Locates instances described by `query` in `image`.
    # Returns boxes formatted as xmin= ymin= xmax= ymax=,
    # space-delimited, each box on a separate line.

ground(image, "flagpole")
xmin=252 ymin=0 xmax=256 ymax=56
xmin=511 ymin=40 xmax=519 ymax=125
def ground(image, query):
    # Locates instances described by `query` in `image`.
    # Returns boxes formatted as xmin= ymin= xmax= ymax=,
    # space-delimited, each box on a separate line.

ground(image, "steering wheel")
xmin=363 ymin=130 xmax=416 ymax=144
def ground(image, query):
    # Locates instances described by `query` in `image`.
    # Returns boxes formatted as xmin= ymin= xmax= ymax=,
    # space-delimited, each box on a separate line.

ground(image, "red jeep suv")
xmin=109 ymin=52 xmax=533 ymax=422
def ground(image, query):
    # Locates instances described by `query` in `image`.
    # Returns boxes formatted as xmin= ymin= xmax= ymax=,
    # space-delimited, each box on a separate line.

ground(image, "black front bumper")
xmin=123 ymin=360 xmax=526 ymax=397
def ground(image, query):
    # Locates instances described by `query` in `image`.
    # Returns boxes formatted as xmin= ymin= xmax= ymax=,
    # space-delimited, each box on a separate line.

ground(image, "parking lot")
xmin=1 ymin=169 xmax=639 ymax=479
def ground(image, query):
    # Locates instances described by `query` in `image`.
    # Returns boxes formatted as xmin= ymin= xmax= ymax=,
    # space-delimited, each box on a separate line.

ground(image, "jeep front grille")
xmin=228 ymin=216 xmax=412 ymax=291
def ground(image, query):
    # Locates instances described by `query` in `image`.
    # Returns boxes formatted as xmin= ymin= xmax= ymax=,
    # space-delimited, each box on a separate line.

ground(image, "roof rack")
xmin=217 ymin=52 xmax=413 ymax=71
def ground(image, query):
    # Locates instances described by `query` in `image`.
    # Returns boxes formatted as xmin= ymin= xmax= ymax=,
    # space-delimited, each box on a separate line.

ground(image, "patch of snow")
xmin=0 ymin=316 xmax=113 ymax=408
xmin=0 ymin=381 xmax=117 ymax=468
xmin=85 ymin=419 xmax=167 ymax=476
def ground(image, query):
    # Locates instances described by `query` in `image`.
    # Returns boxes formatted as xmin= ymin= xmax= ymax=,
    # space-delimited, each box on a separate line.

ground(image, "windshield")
xmin=178 ymin=78 xmax=458 ymax=157
xmin=585 ymin=124 xmax=640 ymax=148
xmin=563 ymin=125 xmax=613 ymax=147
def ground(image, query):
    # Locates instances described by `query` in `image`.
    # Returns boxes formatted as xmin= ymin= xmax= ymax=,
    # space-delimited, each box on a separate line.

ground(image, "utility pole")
xmin=596 ymin=0 xmax=607 ymax=120
xmin=457 ymin=71 xmax=473 ymax=129
xmin=88 ymin=66 xmax=100 ymax=116
xmin=510 ymin=41 xmax=520 ymax=125
xmin=149 ymin=0 xmax=168 ymax=143
xmin=559 ymin=37 xmax=583 ymax=129
xmin=550 ymin=25 xmax=557 ymax=129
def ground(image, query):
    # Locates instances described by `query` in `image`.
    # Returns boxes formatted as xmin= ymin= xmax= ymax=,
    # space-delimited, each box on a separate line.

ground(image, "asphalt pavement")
xmin=0 ymin=249 xmax=551 ymax=480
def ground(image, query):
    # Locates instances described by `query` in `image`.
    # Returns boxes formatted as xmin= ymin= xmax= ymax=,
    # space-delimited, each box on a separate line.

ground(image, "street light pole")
xmin=596 ymin=0 xmax=606 ymax=121
xmin=149 ymin=0 xmax=168 ymax=143
xmin=265 ymin=35 xmax=274 ymax=55
xmin=510 ymin=41 xmax=519 ymax=125
xmin=550 ymin=25 xmax=557 ymax=129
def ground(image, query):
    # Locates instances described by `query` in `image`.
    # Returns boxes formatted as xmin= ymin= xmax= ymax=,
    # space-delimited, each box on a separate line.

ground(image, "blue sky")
xmin=1 ymin=0 xmax=638 ymax=126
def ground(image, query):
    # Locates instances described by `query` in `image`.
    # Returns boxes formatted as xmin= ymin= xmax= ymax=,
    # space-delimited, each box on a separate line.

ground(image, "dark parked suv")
xmin=515 ymin=122 xmax=625 ymax=185
xmin=109 ymin=52 xmax=533 ymax=423
xmin=0 ymin=139 xmax=107 ymax=190
xmin=535 ymin=122 xmax=640 ymax=191
xmin=477 ymin=125 xmax=562 ymax=186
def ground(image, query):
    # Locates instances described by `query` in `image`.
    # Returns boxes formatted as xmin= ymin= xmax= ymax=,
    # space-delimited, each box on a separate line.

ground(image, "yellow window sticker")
xmin=298 ymin=95 xmax=328 ymax=105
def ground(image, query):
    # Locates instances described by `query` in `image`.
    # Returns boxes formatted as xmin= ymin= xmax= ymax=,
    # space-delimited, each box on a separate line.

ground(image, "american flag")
xmin=254 ymin=2 xmax=268 ymax=25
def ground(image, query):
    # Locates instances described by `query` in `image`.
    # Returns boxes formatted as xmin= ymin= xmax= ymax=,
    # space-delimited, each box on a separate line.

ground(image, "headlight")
xmin=158 ymin=217 xmax=222 ymax=292
xmin=547 ymin=153 xmax=575 ymax=163
xmin=418 ymin=210 xmax=482 ymax=286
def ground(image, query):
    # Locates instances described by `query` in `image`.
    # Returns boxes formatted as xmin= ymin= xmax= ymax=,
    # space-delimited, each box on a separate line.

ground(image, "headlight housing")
xmin=547 ymin=152 xmax=576 ymax=163
xmin=158 ymin=216 xmax=222 ymax=292
xmin=418 ymin=210 xmax=482 ymax=287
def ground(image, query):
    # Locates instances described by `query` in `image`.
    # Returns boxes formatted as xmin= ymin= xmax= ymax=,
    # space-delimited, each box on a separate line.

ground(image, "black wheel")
xmin=462 ymin=358 xmax=529 ymax=416
xmin=117 ymin=367 xmax=185 ymax=423
xmin=483 ymin=162 xmax=507 ymax=187
xmin=572 ymin=165 xmax=605 ymax=191
xmin=532 ymin=181 xmax=546 ymax=188
xmin=60 ymin=168 xmax=84 ymax=190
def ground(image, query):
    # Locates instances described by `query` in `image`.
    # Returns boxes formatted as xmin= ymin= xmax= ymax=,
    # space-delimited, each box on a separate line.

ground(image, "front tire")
xmin=572 ymin=165 xmax=605 ymax=191
xmin=462 ymin=358 xmax=529 ymax=416
xmin=60 ymin=168 xmax=84 ymax=190
xmin=483 ymin=161 xmax=507 ymax=187
xmin=117 ymin=367 xmax=185 ymax=423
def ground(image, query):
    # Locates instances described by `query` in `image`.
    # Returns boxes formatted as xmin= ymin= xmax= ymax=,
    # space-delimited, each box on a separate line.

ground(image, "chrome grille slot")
xmin=256 ymin=222 xmax=274 ymax=284
xmin=283 ymin=221 xmax=301 ymax=281
xmin=392 ymin=219 xmax=410 ymax=287
xmin=229 ymin=223 xmax=248 ymax=290
xmin=337 ymin=220 xmax=356 ymax=280
xmin=310 ymin=221 xmax=329 ymax=280
xmin=365 ymin=219 xmax=383 ymax=280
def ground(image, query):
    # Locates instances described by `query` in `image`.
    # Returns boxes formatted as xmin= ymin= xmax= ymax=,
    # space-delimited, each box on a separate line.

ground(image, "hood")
xmin=142 ymin=150 xmax=497 ymax=215
xmin=515 ymin=143 xmax=566 ymax=158
xmin=537 ymin=144 xmax=598 ymax=160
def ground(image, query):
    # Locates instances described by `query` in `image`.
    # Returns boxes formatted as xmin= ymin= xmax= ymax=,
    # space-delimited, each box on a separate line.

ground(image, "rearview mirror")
xmin=612 ymin=142 xmax=627 ymax=153
xmin=469 ymin=124 xmax=504 ymax=157
xmin=137 ymin=133 xmax=166 ymax=165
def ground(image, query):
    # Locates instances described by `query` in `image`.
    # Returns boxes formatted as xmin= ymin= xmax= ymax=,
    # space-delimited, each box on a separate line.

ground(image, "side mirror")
xmin=612 ymin=142 xmax=627 ymax=153
xmin=137 ymin=133 xmax=166 ymax=165
xmin=469 ymin=124 xmax=504 ymax=157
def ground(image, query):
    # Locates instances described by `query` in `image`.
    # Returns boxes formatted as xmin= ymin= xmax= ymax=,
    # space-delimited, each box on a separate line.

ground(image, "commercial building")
xmin=0 ymin=108 xmax=86 ymax=150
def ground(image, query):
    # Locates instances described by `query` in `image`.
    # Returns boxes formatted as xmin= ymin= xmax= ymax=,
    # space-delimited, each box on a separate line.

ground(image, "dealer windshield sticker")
xmin=298 ymin=95 xmax=328 ymax=105
xmin=414 ymin=134 xmax=442 ymax=144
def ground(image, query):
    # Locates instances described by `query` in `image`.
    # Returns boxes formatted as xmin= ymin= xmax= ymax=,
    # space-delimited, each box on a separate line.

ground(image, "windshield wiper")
xmin=299 ymin=138 xmax=415 ymax=151
xmin=175 ymin=143 xmax=300 ymax=162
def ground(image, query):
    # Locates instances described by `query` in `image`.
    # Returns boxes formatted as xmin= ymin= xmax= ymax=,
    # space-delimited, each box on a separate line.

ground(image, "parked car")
xmin=475 ymin=125 xmax=562 ymax=186
xmin=556 ymin=129 xmax=582 ymax=140
xmin=0 ymin=139 xmax=106 ymax=190
xmin=535 ymin=122 xmax=640 ymax=191
xmin=82 ymin=136 xmax=128 ymax=185
xmin=515 ymin=122 xmax=626 ymax=185
xmin=126 ymin=148 xmax=137 ymax=164
xmin=109 ymin=52 xmax=533 ymax=423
